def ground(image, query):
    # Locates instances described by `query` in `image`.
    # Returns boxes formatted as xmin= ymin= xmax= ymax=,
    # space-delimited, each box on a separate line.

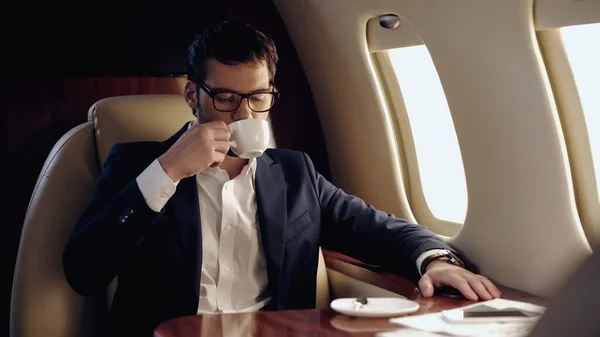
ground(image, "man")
xmin=63 ymin=21 xmax=500 ymax=336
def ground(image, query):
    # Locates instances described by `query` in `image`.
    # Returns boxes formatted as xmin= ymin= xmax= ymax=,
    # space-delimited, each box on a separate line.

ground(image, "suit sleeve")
xmin=302 ymin=153 xmax=464 ymax=280
xmin=63 ymin=144 xmax=165 ymax=296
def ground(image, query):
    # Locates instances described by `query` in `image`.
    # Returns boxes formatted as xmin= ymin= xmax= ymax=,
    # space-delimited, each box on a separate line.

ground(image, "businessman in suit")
xmin=63 ymin=21 xmax=500 ymax=336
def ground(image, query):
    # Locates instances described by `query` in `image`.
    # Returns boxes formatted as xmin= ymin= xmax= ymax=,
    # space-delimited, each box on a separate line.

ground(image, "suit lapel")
xmin=161 ymin=122 xmax=202 ymax=298
xmin=255 ymin=152 xmax=287 ymax=304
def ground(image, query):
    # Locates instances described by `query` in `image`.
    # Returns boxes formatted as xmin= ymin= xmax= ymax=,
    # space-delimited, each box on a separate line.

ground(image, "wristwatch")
xmin=420 ymin=249 xmax=465 ymax=275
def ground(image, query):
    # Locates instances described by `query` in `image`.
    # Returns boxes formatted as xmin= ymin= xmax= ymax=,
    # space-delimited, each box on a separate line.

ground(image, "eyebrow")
xmin=211 ymin=87 xmax=272 ymax=94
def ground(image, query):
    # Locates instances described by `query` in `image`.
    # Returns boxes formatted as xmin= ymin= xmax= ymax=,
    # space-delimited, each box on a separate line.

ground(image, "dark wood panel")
xmin=0 ymin=76 xmax=186 ymax=153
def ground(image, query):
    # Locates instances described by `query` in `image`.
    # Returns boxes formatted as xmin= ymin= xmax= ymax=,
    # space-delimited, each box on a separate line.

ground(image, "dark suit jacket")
xmin=63 ymin=123 xmax=458 ymax=336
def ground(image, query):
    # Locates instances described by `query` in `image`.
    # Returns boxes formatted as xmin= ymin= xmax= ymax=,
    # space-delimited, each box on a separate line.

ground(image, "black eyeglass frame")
xmin=196 ymin=81 xmax=280 ymax=113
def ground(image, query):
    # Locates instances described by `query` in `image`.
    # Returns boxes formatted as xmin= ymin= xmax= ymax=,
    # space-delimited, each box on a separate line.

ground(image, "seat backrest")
xmin=10 ymin=122 xmax=106 ymax=337
xmin=11 ymin=94 xmax=330 ymax=337
xmin=90 ymin=94 xmax=195 ymax=168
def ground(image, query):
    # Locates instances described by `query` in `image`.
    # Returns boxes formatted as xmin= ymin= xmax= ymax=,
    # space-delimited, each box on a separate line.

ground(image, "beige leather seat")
xmin=10 ymin=94 xmax=332 ymax=337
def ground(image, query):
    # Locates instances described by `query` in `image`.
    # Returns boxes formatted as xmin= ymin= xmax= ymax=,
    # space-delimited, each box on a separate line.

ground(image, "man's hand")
xmin=158 ymin=121 xmax=231 ymax=182
xmin=418 ymin=260 xmax=502 ymax=301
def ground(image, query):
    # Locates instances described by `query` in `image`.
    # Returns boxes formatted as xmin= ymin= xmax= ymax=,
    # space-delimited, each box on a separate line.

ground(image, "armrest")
xmin=321 ymin=249 xmax=546 ymax=307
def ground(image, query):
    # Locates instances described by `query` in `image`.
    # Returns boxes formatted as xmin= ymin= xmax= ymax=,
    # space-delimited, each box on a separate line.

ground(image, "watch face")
xmin=440 ymin=252 xmax=464 ymax=268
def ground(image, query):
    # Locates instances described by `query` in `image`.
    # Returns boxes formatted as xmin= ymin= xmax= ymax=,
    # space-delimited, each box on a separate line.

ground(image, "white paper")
xmin=376 ymin=328 xmax=450 ymax=337
xmin=387 ymin=299 xmax=546 ymax=337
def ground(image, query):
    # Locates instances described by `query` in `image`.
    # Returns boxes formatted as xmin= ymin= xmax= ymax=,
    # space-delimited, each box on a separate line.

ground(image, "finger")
xmin=209 ymin=120 xmax=230 ymax=130
xmin=466 ymin=276 xmax=493 ymax=301
xmin=448 ymin=275 xmax=479 ymax=301
xmin=213 ymin=140 xmax=230 ymax=154
xmin=418 ymin=274 xmax=435 ymax=298
xmin=479 ymin=276 xmax=502 ymax=298
xmin=211 ymin=151 xmax=226 ymax=167
xmin=211 ymin=128 xmax=232 ymax=141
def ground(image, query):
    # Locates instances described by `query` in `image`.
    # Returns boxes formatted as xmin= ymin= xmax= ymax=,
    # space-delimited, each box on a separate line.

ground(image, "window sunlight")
xmin=562 ymin=23 xmax=600 ymax=199
xmin=388 ymin=46 xmax=467 ymax=223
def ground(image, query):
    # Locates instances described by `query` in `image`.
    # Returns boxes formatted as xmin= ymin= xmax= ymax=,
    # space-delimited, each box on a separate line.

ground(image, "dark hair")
xmin=187 ymin=21 xmax=279 ymax=83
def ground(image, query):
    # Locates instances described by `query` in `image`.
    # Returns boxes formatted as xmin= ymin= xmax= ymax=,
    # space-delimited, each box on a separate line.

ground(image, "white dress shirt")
xmin=135 ymin=155 xmax=447 ymax=313
xmin=137 ymin=158 xmax=269 ymax=314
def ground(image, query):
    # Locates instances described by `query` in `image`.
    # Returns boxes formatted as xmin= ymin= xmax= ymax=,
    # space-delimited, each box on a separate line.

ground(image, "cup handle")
xmin=227 ymin=140 xmax=239 ymax=157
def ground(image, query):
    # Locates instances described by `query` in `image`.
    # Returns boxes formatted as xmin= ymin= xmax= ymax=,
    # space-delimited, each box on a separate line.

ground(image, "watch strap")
xmin=420 ymin=249 xmax=465 ymax=275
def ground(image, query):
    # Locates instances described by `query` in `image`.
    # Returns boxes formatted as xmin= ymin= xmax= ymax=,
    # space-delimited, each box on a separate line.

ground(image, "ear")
xmin=184 ymin=81 xmax=197 ymax=109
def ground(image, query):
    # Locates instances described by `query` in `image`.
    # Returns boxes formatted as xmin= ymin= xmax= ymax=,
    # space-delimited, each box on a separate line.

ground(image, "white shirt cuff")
xmin=416 ymin=249 xmax=448 ymax=276
xmin=136 ymin=159 xmax=179 ymax=212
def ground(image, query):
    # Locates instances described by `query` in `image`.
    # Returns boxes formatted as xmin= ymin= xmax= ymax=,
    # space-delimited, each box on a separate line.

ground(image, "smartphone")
xmin=441 ymin=304 xmax=542 ymax=324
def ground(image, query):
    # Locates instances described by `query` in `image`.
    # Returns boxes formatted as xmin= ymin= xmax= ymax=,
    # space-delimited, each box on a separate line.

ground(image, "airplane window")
xmin=388 ymin=46 xmax=467 ymax=224
xmin=561 ymin=23 xmax=600 ymax=201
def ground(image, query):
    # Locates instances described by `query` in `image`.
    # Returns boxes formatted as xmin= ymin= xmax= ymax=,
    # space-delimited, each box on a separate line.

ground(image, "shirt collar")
xmin=200 ymin=158 xmax=256 ymax=180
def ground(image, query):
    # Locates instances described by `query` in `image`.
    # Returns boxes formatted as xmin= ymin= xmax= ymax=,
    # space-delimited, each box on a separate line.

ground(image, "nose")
xmin=232 ymin=98 xmax=253 ymax=121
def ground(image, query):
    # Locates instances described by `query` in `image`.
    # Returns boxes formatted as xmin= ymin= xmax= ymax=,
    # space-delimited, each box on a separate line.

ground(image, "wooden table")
xmin=154 ymin=308 xmax=412 ymax=337
xmin=154 ymin=250 xmax=546 ymax=336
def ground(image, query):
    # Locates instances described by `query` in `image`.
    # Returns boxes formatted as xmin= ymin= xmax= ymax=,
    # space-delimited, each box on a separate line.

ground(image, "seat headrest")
xmin=88 ymin=94 xmax=194 ymax=167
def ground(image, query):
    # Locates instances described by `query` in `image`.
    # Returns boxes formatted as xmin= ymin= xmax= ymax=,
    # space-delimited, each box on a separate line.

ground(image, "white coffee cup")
xmin=228 ymin=119 xmax=271 ymax=159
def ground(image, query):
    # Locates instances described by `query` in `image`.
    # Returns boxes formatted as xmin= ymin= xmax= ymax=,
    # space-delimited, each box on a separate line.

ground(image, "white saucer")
xmin=330 ymin=297 xmax=420 ymax=318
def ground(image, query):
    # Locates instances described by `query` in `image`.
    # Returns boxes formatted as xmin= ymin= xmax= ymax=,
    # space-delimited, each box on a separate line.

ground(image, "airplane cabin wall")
xmin=273 ymin=0 xmax=597 ymax=297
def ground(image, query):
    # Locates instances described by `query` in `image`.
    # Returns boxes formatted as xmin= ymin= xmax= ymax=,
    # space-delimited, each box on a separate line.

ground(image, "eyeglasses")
xmin=196 ymin=81 xmax=280 ymax=113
